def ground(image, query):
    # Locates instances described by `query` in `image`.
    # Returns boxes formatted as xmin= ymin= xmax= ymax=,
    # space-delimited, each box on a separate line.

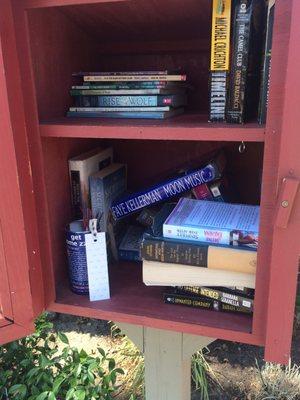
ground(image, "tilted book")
xmin=163 ymin=198 xmax=259 ymax=248
xmin=68 ymin=147 xmax=113 ymax=218
xmin=73 ymin=94 xmax=187 ymax=107
xmin=141 ymin=236 xmax=257 ymax=274
xmin=89 ymin=163 xmax=127 ymax=231
xmin=111 ymin=162 xmax=221 ymax=220
xmin=209 ymin=0 xmax=232 ymax=122
xmin=143 ymin=260 xmax=255 ymax=288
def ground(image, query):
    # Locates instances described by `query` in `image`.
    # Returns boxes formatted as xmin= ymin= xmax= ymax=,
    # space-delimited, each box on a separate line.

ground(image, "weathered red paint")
xmin=0 ymin=0 xmax=298 ymax=365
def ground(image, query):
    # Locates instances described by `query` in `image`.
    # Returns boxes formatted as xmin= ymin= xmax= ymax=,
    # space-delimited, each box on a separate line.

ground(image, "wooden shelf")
xmin=49 ymin=261 xmax=262 ymax=345
xmin=40 ymin=114 xmax=265 ymax=142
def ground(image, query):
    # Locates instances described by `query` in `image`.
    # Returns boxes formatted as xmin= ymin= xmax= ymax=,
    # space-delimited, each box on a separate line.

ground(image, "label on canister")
xmin=66 ymin=220 xmax=89 ymax=295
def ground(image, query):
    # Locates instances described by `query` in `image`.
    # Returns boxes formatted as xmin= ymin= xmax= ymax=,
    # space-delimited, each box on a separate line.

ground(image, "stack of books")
xmin=141 ymin=198 xmax=259 ymax=315
xmin=67 ymin=71 xmax=188 ymax=120
xmin=209 ymin=0 xmax=274 ymax=124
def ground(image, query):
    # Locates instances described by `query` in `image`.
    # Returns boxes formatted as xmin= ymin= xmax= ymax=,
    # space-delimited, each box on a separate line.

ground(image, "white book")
xmin=143 ymin=260 xmax=255 ymax=289
xmin=69 ymin=147 xmax=113 ymax=218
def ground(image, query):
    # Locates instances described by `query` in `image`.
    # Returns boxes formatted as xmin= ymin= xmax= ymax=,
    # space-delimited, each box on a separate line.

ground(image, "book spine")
xmin=258 ymin=0 xmax=275 ymax=124
xmin=73 ymin=95 xmax=185 ymax=107
xmin=71 ymin=89 xmax=166 ymax=95
xmin=70 ymin=106 xmax=170 ymax=112
xmin=209 ymin=0 xmax=232 ymax=122
xmin=74 ymin=70 xmax=169 ymax=76
xmin=118 ymin=249 xmax=141 ymax=262
xmin=164 ymin=292 xmax=252 ymax=314
xmin=111 ymin=163 xmax=220 ymax=220
xmin=141 ymin=238 xmax=209 ymax=267
xmin=192 ymin=183 xmax=213 ymax=200
xmin=226 ymin=0 xmax=253 ymax=124
xmin=69 ymin=170 xmax=82 ymax=218
xmin=177 ymin=286 xmax=254 ymax=311
xmin=89 ymin=175 xmax=105 ymax=224
xmin=67 ymin=111 xmax=180 ymax=119
xmin=72 ymin=82 xmax=170 ymax=89
xmin=163 ymin=224 xmax=232 ymax=245
xmin=84 ymin=75 xmax=187 ymax=82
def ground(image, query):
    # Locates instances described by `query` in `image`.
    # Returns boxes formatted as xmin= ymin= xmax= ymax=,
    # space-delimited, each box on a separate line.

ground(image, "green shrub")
xmin=0 ymin=314 xmax=124 ymax=400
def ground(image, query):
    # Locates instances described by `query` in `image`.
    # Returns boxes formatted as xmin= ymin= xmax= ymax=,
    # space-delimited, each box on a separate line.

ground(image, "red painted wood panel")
xmin=0 ymin=0 xmax=37 ymax=333
xmin=264 ymin=0 xmax=300 ymax=364
xmin=23 ymin=0 xmax=129 ymax=9
xmin=0 ymin=220 xmax=13 ymax=321
xmin=0 ymin=323 xmax=34 ymax=345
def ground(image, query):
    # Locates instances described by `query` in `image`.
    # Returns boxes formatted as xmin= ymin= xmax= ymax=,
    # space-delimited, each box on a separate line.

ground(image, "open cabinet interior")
xmin=27 ymin=0 xmax=213 ymax=122
xmin=42 ymin=136 xmax=263 ymax=335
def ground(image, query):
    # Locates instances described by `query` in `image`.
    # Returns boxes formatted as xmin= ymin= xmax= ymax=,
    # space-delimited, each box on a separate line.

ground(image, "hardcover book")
xmin=163 ymin=198 xmax=259 ymax=248
xmin=73 ymin=94 xmax=187 ymax=108
xmin=67 ymin=108 xmax=184 ymax=120
xmin=111 ymin=162 xmax=221 ymax=220
xmin=209 ymin=0 xmax=232 ymax=122
xmin=118 ymin=225 xmax=145 ymax=261
xmin=143 ymin=260 xmax=256 ymax=288
xmin=70 ymin=106 xmax=173 ymax=112
xmin=176 ymin=286 xmax=254 ymax=311
xmin=226 ymin=0 xmax=266 ymax=123
xmin=258 ymin=0 xmax=275 ymax=124
xmin=90 ymin=163 xmax=127 ymax=232
xmin=163 ymin=291 xmax=252 ymax=314
xmin=141 ymin=235 xmax=257 ymax=274
xmin=68 ymin=147 xmax=113 ymax=218
xmin=70 ymin=88 xmax=187 ymax=96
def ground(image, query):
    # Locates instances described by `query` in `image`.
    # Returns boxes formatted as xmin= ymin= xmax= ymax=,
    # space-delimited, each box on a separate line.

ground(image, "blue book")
xmin=90 ymin=163 xmax=127 ymax=231
xmin=73 ymin=94 xmax=187 ymax=107
xmin=66 ymin=108 xmax=184 ymax=119
xmin=111 ymin=162 xmax=221 ymax=220
xmin=118 ymin=225 xmax=145 ymax=262
xmin=163 ymin=198 xmax=259 ymax=249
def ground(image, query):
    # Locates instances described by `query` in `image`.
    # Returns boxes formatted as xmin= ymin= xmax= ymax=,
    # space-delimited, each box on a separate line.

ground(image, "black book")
xmin=163 ymin=290 xmax=252 ymax=314
xmin=226 ymin=0 xmax=266 ymax=124
xmin=176 ymin=286 xmax=254 ymax=311
xmin=258 ymin=0 xmax=275 ymax=124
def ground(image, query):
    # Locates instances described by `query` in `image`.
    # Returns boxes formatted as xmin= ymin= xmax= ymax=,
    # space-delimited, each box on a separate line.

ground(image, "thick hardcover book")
xmin=111 ymin=162 xmax=221 ymax=220
xmin=84 ymin=74 xmax=187 ymax=82
xmin=176 ymin=286 xmax=254 ymax=311
xmin=209 ymin=0 xmax=232 ymax=122
xmin=141 ymin=236 xmax=257 ymax=274
xmin=73 ymin=94 xmax=187 ymax=108
xmin=90 ymin=164 xmax=127 ymax=231
xmin=143 ymin=260 xmax=256 ymax=288
xmin=163 ymin=198 xmax=259 ymax=248
xmin=66 ymin=108 xmax=184 ymax=120
xmin=70 ymin=106 xmax=172 ymax=112
xmin=226 ymin=0 xmax=266 ymax=123
xmin=68 ymin=147 xmax=113 ymax=218
xmin=163 ymin=291 xmax=252 ymax=314
xmin=258 ymin=0 xmax=275 ymax=124
xmin=70 ymin=88 xmax=186 ymax=96
xmin=118 ymin=225 xmax=145 ymax=261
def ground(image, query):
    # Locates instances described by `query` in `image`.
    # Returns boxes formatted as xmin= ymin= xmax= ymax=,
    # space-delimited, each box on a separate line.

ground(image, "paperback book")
xmin=111 ymin=161 xmax=222 ymax=220
xmin=68 ymin=147 xmax=113 ymax=218
xmin=209 ymin=0 xmax=232 ymax=122
xmin=118 ymin=225 xmax=145 ymax=261
xmin=163 ymin=198 xmax=259 ymax=248
xmin=67 ymin=109 xmax=184 ymax=120
xmin=163 ymin=290 xmax=252 ymax=314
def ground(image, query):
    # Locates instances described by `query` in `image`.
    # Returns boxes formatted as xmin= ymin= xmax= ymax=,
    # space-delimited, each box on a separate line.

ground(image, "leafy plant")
xmin=0 ymin=314 xmax=124 ymax=400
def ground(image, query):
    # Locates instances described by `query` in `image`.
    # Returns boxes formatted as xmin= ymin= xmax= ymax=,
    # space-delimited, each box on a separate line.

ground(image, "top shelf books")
xmin=26 ymin=0 xmax=273 ymax=138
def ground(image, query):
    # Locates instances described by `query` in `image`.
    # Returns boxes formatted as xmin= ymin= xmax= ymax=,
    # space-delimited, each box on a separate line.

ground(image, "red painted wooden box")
xmin=0 ymin=0 xmax=299 ymax=364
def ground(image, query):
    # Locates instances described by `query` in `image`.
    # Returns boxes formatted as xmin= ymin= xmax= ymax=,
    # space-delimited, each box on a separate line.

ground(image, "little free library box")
xmin=0 ymin=0 xmax=300 ymax=366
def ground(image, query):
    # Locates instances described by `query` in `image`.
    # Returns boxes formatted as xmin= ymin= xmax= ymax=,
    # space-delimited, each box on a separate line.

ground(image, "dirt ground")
xmin=52 ymin=313 xmax=300 ymax=400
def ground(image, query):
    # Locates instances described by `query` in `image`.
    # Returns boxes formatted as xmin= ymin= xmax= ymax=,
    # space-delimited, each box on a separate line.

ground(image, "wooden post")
xmin=117 ymin=322 xmax=215 ymax=400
